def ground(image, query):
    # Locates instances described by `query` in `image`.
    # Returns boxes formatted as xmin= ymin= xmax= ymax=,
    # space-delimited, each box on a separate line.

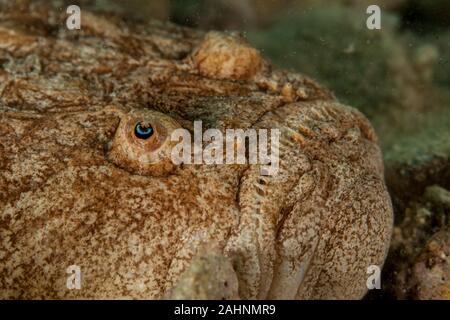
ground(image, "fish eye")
xmin=107 ymin=109 xmax=182 ymax=176
xmin=134 ymin=122 xmax=154 ymax=140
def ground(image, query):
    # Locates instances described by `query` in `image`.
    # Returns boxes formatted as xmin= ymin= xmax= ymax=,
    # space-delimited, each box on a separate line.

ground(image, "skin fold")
xmin=0 ymin=2 xmax=392 ymax=299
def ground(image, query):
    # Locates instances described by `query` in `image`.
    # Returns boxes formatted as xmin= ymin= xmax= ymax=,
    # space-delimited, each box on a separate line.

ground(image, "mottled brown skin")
xmin=0 ymin=2 xmax=392 ymax=299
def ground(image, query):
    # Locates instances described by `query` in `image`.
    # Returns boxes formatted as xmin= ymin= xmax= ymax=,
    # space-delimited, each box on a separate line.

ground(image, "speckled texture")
xmin=165 ymin=246 xmax=240 ymax=300
xmin=0 ymin=2 xmax=392 ymax=299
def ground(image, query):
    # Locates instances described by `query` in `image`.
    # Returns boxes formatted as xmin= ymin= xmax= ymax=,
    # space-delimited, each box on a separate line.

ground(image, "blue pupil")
xmin=134 ymin=122 xmax=154 ymax=139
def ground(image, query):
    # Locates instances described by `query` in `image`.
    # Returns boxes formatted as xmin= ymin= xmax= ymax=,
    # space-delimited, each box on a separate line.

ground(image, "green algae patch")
xmin=383 ymin=109 xmax=450 ymax=167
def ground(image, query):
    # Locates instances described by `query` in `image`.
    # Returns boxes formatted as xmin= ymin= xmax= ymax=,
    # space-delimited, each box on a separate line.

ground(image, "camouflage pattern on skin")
xmin=0 ymin=2 xmax=392 ymax=299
